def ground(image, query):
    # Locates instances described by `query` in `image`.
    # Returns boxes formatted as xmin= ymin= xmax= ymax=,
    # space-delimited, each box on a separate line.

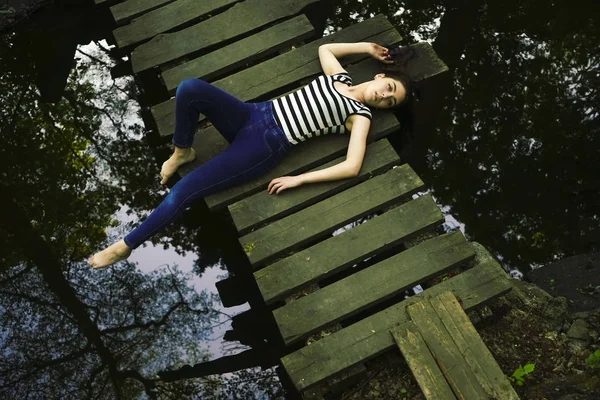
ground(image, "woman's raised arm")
xmin=318 ymin=42 xmax=393 ymax=76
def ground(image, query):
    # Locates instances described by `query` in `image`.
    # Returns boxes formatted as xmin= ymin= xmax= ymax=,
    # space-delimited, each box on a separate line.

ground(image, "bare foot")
xmin=160 ymin=148 xmax=197 ymax=184
xmin=88 ymin=239 xmax=132 ymax=269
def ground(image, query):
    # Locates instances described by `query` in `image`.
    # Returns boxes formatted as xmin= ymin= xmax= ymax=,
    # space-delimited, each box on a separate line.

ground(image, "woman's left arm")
xmin=267 ymin=116 xmax=371 ymax=195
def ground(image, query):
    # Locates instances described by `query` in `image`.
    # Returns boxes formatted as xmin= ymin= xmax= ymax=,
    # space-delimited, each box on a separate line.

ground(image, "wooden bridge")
xmin=96 ymin=0 xmax=519 ymax=398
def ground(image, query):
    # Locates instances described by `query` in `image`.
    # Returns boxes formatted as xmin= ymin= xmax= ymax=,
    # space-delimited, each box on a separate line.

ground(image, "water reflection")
xmin=0 ymin=5 xmax=280 ymax=398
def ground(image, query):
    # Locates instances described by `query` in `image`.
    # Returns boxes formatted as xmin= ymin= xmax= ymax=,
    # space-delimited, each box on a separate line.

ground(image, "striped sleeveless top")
xmin=272 ymin=72 xmax=372 ymax=145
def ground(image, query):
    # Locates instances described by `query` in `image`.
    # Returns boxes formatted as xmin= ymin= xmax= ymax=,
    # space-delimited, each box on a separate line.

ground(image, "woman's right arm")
xmin=318 ymin=42 xmax=391 ymax=75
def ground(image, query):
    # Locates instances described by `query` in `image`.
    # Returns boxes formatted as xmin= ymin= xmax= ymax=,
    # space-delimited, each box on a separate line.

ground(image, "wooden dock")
xmin=97 ymin=0 xmax=517 ymax=398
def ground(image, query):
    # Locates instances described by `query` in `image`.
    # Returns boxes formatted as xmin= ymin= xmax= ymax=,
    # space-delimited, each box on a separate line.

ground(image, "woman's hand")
xmin=268 ymin=176 xmax=303 ymax=195
xmin=369 ymin=43 xmax=393 ymax=64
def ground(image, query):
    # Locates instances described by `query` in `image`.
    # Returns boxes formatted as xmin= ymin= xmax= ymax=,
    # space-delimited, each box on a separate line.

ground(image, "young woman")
xmin=88 ymin=42 xmax=415 ymax=268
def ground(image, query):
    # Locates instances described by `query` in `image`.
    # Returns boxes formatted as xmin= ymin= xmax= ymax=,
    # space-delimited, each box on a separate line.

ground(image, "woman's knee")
xmin=175 ymin=78 xmax=208 ymax=100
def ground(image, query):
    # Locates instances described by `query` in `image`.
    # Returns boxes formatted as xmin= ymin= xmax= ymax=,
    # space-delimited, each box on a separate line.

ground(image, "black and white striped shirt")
xmin=272 ymin=73 xmax=372 ymax=145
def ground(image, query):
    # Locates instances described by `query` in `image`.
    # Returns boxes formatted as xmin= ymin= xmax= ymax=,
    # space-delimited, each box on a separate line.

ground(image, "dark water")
xmin=0 ymin=0 xmax=598 ymax=398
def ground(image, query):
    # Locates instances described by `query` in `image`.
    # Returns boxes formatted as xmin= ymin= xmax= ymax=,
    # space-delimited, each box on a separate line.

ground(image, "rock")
xmin=567 ymin=319 xmax=592 ymax=342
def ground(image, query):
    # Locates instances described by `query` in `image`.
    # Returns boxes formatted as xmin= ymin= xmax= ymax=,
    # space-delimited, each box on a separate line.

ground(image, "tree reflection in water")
xmin=0 ymin=9 xmax=281 ymax=399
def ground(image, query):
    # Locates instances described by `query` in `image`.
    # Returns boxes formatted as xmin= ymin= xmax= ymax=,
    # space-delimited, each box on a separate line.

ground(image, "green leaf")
xmin=523 ymin=363 xmax=535 ymax=373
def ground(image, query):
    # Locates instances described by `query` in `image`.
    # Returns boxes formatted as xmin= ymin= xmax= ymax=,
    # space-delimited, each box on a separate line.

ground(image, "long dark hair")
xmin=382 ymin=45 xmax=419 ymax=107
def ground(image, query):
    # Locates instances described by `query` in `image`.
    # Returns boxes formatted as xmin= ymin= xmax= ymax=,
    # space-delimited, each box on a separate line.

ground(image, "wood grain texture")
xmin=407 ymin=300 xmax=489 ymax=399
xmin=431 ymin=292 xmax=520 ymax=399
xmin=131 ymin=0 xmax=319 ymax=72
xmin=274 ymin=231 xmax=474 ymax=345
xmin=114 ymin=0 xmax=238 ymax=49
xmin=110 ymin=0 xmax=177 ymax=26
xmin=162 ymin=15 xmax=315 ymax=94
xmin=281 ymin=255 xmax=512 ymax=392
xmin=392 ymin=323 xmax=457 ymax=400
xmin=240 ymin=164 xmax=424 ymax=268
xmin=255 ymin=194 xmax=444 ymax=305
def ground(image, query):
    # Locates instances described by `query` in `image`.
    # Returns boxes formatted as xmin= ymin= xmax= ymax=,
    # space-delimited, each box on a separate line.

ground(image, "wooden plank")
xmin=162 ymin=15 xmax=315 ymax=95
xmin=152 ymin=14 xmax=400 ymax=137
xmin=240 ymin=164 xmax=424 ymax=269
xmin=281 ymin=255 xmax=512 ymax=392
xmin=255 ymin=194 xmax=444 ymax=305
xmin=391 ymin=323 xmax=457 ymax=400
xmin=274 ymin=231 xmax=474 ymax=346
xmin=407 ymin=300 xmax=489 ymax=399
xmin=230 ymin=139 xmax=400 ymax=236
xmin=113 ymin=0 xmax=238 ymax=49
xmin=111 ymin=0 xmax=178 ymax=26
xmin=405 ymin=41 xmax=449 ymax=80
xmin=131 ymin=0 xmax=319 ymax=73
xmin=431 ymin=292 xmax=520 ymax=400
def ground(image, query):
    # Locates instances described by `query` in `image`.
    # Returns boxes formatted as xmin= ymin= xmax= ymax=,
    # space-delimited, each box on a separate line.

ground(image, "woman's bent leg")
xmin=124 ymin=124 xmax=286 ymax=250
xmin=172 ymin=79 xmax=251 ymax=148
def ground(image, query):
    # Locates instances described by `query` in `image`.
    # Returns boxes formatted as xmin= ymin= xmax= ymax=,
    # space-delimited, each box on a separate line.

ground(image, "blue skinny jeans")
xmin=124 ymin=79 xmax=292 ymax=249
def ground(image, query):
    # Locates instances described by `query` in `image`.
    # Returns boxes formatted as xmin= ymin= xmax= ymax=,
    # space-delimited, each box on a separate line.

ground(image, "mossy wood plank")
xmin=240 ymin=165 xmax=424 ymax=269
xmin=407 ymin=300 xmax=489 ymax=399
xmin=274 ymin=231 xmax=474 ymax=345
xmin=131 ymin=0 xmax=319 ymax=73
xmin=256 ymin=194 xmax=444 ymax=305
xmin=114 ymin=0 xmax=238 ymax=49
xmin=281 ymin=256 xmax=512 ymax=392
xmin=111 ymin=0 xmax=177 ymax=26
xmin=404 ymin=42 xmax=449 ymax=80
xmin=431 ymin=292 xmax=520 ymax=400
xmin=229 ymin=139 xmax=400 ymax=236
xmin=392 ymin=323 xmax=457 ymax=400
xmin=162 ymin=15 xmax=315 ymax=95
xmin=152 ymin=14 xmax=399 ymax=137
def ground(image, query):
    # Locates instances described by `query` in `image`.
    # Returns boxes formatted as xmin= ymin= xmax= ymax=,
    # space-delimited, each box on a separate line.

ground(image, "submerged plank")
xmin=131 ymin=0 xmax=319 ymax=73
xmin=114 ymin=0 xmax=238 ymax=49
xmin=152 ymin=14 xmax=399 ymax=137
xmin=392 ymin=323 xmax=457 ymax=400
xmin=229 ymin=139 xmax=400 ymax=236
xmin=274 ymin=231 xmax=475 ymax=345
xmin=111 ymin=0 xmax=177 ymax=26
xmin=255 ymin=194 xmax=444 ymax=305
xmin=281 ymin=252 xmax=513 ymax=392
xmin=162 ymin=15 xmax=315 ymax=94
xmin=240 ymin=164 xmax=424 ymax=269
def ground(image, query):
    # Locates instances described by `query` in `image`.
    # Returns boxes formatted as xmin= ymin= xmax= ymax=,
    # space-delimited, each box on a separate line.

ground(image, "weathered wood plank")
xmin=274 ymin=231 xmax=474 ymax=345
xmin=391 ymin=323 xmax=457 ymax=400
xmin=110 ymin=0 xmax=177 ymax=26
xmin=131 ymin=0 xmax=319 ymax=73
xmin=405 ymin=41 xmax=449 ymax=80
xmin=240 ymin=164 xmax=424 ymax=268
xmin=230 ymin=139 xmax=400 ymax=236
xmin=407 ymin=300 xmax=489 ymax=399
xmin=152 ymin=14 xmax=399 ymax=137
xmin=431 ymin=292 xmax=520 ymax=400
xmin=281 ymin=251 xmax=513 ymax=392
xmin=162 ymin=15 xmax=315 ymax=95
xmin=114 ymin=0 xmax=238 ymax=49
xmin=255 ymin=194 xmax=444 ymax=304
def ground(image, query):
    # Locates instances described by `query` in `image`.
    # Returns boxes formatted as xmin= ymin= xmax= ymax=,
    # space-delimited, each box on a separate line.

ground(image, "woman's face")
xmin=364 ymin=74 xmax=406 ymax=109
